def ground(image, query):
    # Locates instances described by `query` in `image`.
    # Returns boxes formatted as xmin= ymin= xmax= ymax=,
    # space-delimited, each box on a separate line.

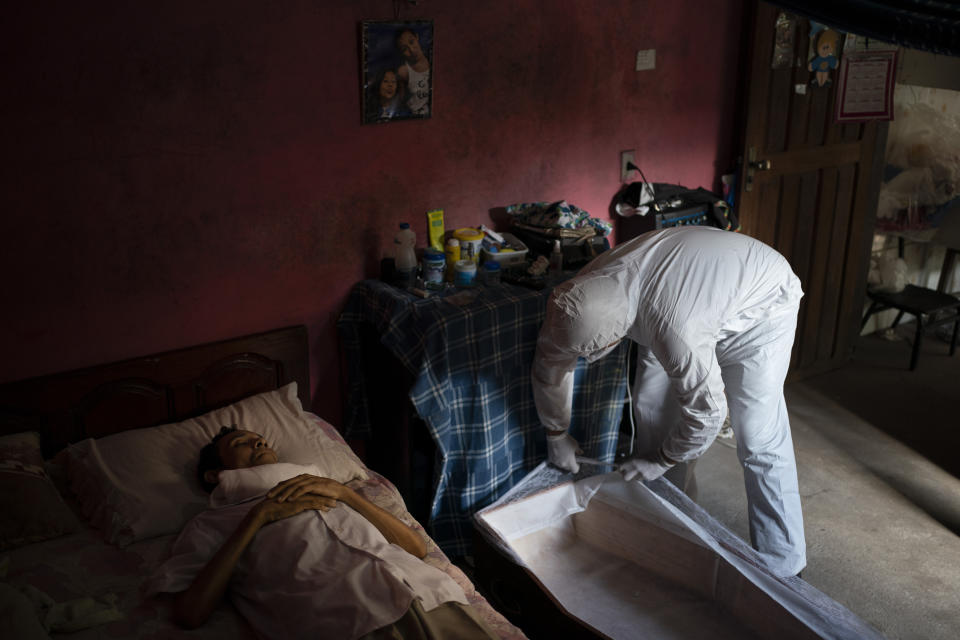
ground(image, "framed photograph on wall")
xmin=361 ymin=20 xmax=433 ymax=124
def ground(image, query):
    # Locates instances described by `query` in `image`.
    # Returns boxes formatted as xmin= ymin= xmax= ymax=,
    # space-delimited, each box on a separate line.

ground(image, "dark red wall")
xmin=0 ymin=0 xmax=745 ymax=424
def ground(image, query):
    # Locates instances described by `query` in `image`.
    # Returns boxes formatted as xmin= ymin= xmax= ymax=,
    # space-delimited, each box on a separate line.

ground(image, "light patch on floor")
xmin=695 ymin=381 xmax=960 ymax=640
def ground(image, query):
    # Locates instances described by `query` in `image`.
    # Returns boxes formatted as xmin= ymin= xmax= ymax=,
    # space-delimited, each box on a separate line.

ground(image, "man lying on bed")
xmin=142 ymin=426 xmax=497 ymax=640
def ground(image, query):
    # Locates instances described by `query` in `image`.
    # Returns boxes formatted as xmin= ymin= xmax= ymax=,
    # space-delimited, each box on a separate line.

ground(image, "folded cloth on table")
xmin=506 ymin=200 xmax=612 ymax=237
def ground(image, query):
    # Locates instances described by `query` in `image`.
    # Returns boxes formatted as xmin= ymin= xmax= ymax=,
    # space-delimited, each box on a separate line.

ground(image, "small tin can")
xmin=422 ymin=248 xmax=446 ymax=289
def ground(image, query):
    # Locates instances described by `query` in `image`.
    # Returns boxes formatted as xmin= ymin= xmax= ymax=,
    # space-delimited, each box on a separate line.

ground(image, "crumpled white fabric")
xmin=618 ymin=456 xmax=672 ymax=483
xmin=209 ymin=462 xmax=319 ymax=507
xmin=868 ymin=256 xmax=908 ymax=293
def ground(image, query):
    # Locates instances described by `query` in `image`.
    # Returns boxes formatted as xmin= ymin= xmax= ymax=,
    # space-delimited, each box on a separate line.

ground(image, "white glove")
xmin=546 ymin=432 xmax=582 ymax=473
xmin=619 ymin=456 xmax=673 ymax=483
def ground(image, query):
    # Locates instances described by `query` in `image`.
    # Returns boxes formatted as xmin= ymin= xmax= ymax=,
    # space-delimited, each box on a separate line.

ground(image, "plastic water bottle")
xmin=394 ymin=223 xmax=418 ymax=288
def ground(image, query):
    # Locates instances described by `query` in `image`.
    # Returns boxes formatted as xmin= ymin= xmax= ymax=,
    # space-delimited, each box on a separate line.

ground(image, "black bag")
xmin=509 ymin=223 xmax=610 ymax=268
xmin=619 ymin=182 xmax=739 ymax=231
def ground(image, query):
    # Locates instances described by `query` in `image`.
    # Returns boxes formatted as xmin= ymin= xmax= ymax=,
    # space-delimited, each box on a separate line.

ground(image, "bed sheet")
xmin=1 ymin=414 xmax=526 ymax=639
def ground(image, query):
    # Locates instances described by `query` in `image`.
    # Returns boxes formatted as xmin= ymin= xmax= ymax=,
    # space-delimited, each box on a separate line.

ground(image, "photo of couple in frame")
xmin=361 ymin=20 xmax=433 ymax=124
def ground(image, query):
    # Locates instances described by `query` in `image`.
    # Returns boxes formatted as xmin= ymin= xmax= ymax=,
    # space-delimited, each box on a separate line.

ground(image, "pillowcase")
xmin=0 ymin=431 xmax=80 ymax=550
xmin=66 ymin=382 xmax=367 ymax=547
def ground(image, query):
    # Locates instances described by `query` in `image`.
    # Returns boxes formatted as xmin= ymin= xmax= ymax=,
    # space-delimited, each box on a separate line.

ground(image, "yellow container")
xmin=444 ymin=238 xmax=461 ymax=282
xmin=427 ymin=209 xmax=445 ymax=252
xmin=453 ymin=228 xmax=483 ymax=264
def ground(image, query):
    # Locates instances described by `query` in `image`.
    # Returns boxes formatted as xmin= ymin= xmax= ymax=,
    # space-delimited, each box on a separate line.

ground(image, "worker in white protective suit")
xmin=531 ymin=226 xmax=806 ymax=577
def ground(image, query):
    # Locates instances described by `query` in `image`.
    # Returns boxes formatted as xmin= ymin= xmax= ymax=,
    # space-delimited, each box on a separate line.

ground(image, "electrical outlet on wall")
xmin=620 ymin=150 xmax=635 ymax=182
xmin=635 ymin=49 xmax=656 ymax=71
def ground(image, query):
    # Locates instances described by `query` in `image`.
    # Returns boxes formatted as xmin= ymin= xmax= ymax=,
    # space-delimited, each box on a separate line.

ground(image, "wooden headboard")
xmin=0 ymin=326 xmax=310 ymax=458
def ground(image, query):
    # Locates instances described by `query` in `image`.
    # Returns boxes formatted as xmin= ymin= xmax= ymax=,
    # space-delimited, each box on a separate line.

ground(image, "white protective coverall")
xmin=531 ymin=226 xmax=806 ymax=577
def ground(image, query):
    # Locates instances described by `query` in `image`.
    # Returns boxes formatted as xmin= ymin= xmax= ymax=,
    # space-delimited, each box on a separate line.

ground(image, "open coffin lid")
xmin=474 ymin=463 xmax=882 ymax=640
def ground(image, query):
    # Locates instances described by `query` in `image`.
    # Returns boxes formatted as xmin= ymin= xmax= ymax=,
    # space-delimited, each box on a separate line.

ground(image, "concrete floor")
xmin=695 ymin=329 xmax=960 ymax=640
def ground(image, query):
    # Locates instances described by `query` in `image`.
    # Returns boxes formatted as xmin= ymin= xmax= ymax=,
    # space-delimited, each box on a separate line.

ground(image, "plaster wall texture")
xmin=0 ymin=0 xmax=745 ymax=423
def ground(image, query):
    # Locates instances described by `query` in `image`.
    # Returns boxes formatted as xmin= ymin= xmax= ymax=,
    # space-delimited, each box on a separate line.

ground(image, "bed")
xmin=0 ymin=325 xmax=526 ymax=639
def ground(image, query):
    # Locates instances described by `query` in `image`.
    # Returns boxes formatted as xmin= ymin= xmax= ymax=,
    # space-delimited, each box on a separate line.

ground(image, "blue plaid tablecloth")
xmin=338 ymin=279 xmax=628 ymax=556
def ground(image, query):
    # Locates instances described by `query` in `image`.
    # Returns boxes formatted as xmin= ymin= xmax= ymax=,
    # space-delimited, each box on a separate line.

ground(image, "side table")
xmin=338 ymin=279 xmax=628 ymax=556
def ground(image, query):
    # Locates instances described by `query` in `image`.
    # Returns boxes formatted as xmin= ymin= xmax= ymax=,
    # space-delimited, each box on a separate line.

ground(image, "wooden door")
xmin=737 ymin=2 xmax=889 ymax=379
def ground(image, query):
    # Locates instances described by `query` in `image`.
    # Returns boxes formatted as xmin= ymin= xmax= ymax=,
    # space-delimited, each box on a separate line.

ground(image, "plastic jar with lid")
xmin=453 ymin=228 xmax=484 ymax=264
xmin=481 ymin=260 xmax=501 ymax=285
xmin=453 ymin=259 xmax=477 ymax=287
xmin=422 ymin=248 xmax=446 ymax=290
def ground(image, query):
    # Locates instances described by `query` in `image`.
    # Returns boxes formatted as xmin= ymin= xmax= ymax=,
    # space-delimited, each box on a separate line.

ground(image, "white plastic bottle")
xmin=394 ymin=222 xmax=418 ymax=288
xmin=550 ymin=239 xmax=563 ymax=272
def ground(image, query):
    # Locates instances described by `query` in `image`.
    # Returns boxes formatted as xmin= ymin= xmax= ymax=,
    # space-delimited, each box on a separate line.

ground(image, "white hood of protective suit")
xmin=532 ymin=227 xmax=802 ymax=461
xmin=545 ymin=274 xmax=639 ymax=362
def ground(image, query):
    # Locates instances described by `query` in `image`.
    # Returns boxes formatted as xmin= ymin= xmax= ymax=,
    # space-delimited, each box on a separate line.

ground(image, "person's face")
xmin=216 ymin=429 xmax=279 ymax=470
xmin=397 ymin=31 xmax=422 ymax=61
xmin=379 ymin=71 xmax=397 ymax=99
xmin=818 ymin=37 xmax=834 ymax=57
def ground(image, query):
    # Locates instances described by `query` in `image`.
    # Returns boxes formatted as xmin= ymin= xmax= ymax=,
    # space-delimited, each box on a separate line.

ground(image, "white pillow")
xmin=66 ymin=383 xmax=367 ymax=546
